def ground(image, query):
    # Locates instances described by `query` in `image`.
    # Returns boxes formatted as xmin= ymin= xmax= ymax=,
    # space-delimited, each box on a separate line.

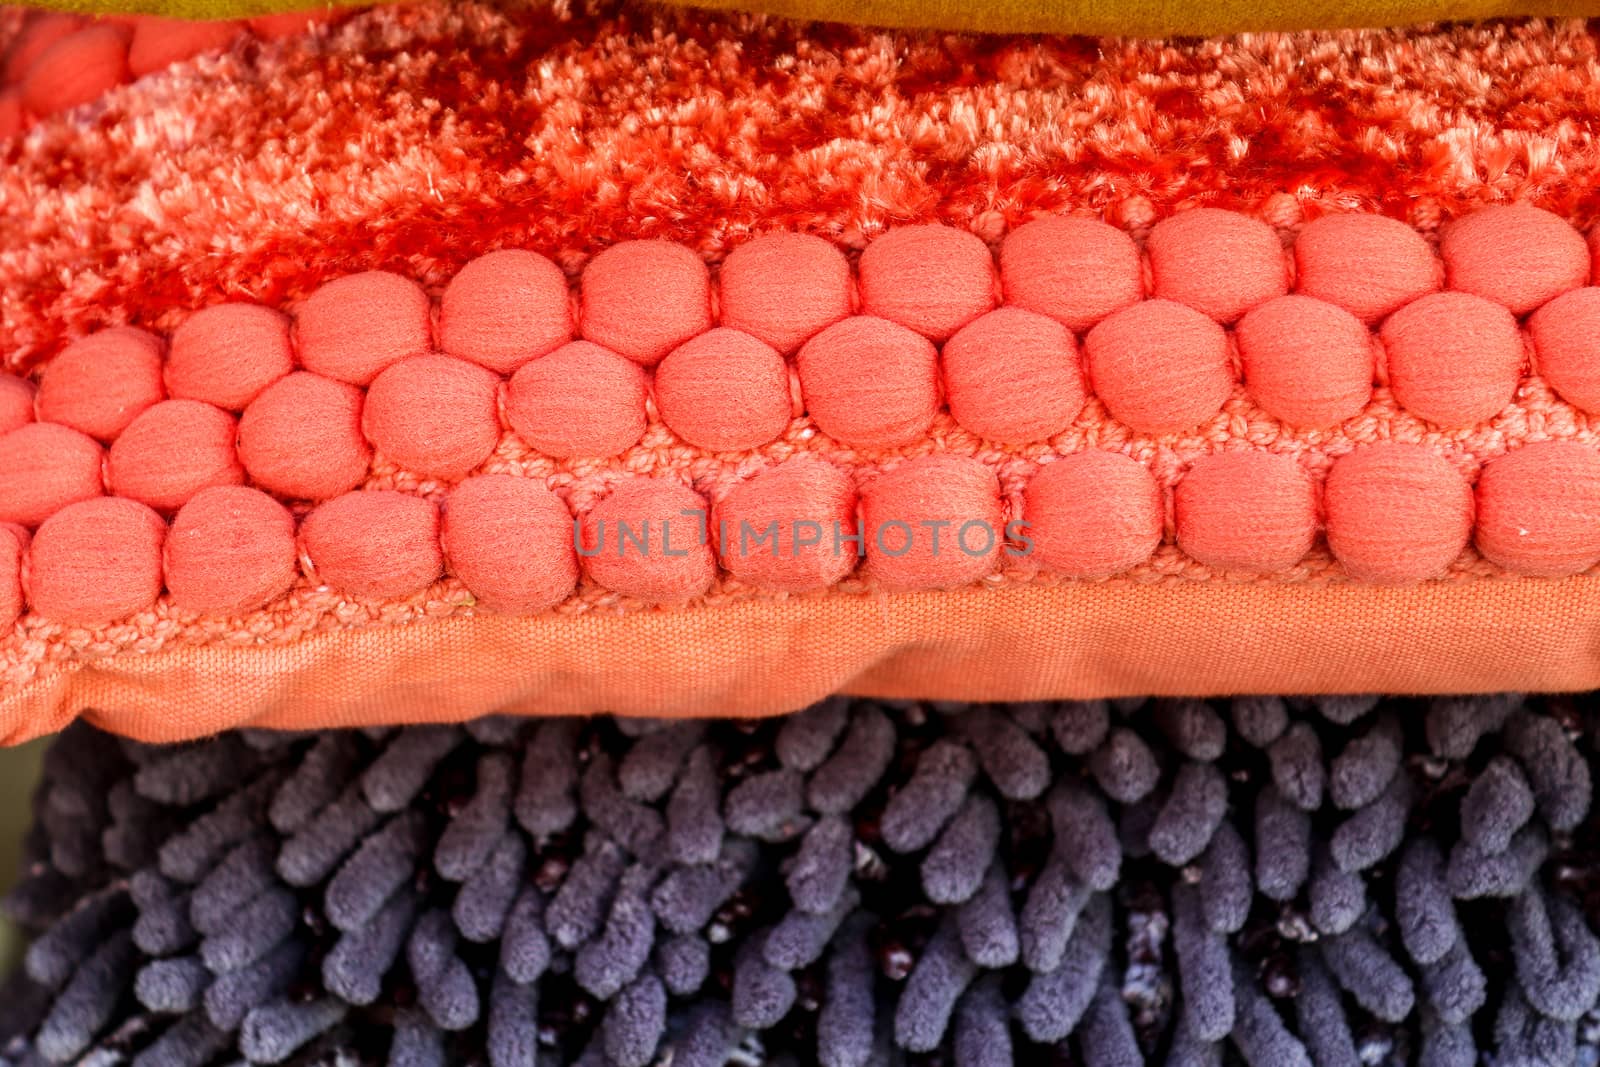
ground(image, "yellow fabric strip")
xmin=19 ymin=0 xmax=361 ymax=18
xmin=16 ymin=0 xmax=1600 ymax=34
xmin=669 ymin=0 xmax=1597 ymax=34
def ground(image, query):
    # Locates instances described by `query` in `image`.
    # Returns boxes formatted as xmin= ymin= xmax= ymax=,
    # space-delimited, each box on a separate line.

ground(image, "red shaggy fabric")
xmin=4 ymin=7 xmax=1600 ymax=373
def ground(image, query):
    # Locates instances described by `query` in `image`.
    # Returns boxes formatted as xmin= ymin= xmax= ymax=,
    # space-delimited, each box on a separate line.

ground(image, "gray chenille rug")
xmin=0 ymin=694 xmax=1596 ymax=1067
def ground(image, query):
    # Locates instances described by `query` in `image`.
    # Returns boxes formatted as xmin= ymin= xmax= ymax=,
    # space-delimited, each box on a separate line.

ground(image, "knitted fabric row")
xmin=4 ymin=206 xmax=1600 ymax=537
xmin=0 ymin=9 xmax=329 ymax=138
xmin=2 ymin=437 xmax=1597 ymax=629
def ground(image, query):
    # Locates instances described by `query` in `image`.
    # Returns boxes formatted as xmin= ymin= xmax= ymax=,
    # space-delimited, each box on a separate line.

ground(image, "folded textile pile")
xmin=2 ymin=693 xmax=1597 ymax=1066
xmin=6 ymin=4 xmax=1600 ymax=1067
xmin=6 ymin=4 xmax=1600 ymax=737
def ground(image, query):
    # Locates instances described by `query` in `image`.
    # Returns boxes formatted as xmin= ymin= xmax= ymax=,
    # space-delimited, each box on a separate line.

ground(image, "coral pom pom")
xmin=1147 ymin=209 xmax=1288 ymax=323
xmin=1380 ymin=292 xmax=1522 ymax=428
xmin=719 ymin=233 xmax=852 ymax=353
xmin=295 ymin=271 xmax=432 ymax=386
xmin=1294 ymin=213 xmax=1442 ymax=324
xmin=440 ymin=475 xmax=578 ymax=614
xmin=238 ymin=372 xmax=371 ymax=501
xmin=1529 ymin=287 xmax=1600 ymax=415
xmin=1000 ymin=216 xmax=1142 ymax=332
xmin=504 ymin=341 xmax=648 ymax=458
xmin=108 ymin=399 xmax=244 ymax=512
xmin=164 ymin=486 xmax=297 ymax=616
xmin=36 ymin=327 xmax=165 ymax=442
xmin=714 ymin=456 xmax=858 ymax=593
xmin=859 ymin=455 xmax=1004 ymax=592
xmin=362 ymin=355 xmax=501 ymax=480
xmin=18 ymin=23 xmax=129 ymax=116
xmin=1084 ymin=299 xmax=1233 ymax=435
xmin=1475 ymin=441 xmax=1600 ymax=577
xmin=0 ymin=525 xmax=22 ymax=630
xmin=440 ymin=249 xmax=574 ymax=374
xmin=580 ymin=478 xmax=717 ymax=603
xmin=0 ymin=423 xmax=104 ymax=527
xmin=127 ymin=16 xmax=240 ymax=77
xmin=654 ymin=328 xmax=791 ymax=452
xmin=1023 ymin=451 xmax=1163 ymax=579
xmin=3 ymin=13 xmax=84 ymax=85
xmin=1324 ymin=444 xmax=1472 ymax=585
xmin=246 ymin=11 xmax=324 ymax=38
xmin=166 ymin=303 xmax=295 ymax=411
xmin=1237 ymin=295 xmax=1374 ymax=428
xmin=857 ymin=225 xmax=996 ymax=342
xmin=942 ymin=308 xmax=1084 ymax=443
xmin=0 ymin=374 xmax=35 ymax=436
xmin=580 ymin=241 xmax=711 ymax=366
xmin=302 ymin=490 xmax=443 ymax=600
xmin=796 ymin=316 xmax=939 ymax=449
xmin=1441 ymin=204 xmax=1589 ymax=315
xmin=1175 ymin=452 xmax=1317 ymax=574
xmin=27 ymin=497 xmax=165 ymax=625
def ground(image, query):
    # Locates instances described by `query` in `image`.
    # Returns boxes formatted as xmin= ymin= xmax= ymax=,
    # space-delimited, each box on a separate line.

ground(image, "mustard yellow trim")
xmin=16 ymin=0 xmax=1600 ymax=34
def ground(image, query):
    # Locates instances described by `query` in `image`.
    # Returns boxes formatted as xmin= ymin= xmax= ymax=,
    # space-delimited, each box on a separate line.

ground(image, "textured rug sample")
xmin=1 ymin=693 xmax=1597 ymax=1065
xmin=7 ymin=7 xmax=1600 ymax=740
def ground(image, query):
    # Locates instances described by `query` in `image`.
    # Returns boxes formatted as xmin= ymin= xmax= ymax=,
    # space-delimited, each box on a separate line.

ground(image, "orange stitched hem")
xmin=4 ymin=575 xmax=1597 ymax=744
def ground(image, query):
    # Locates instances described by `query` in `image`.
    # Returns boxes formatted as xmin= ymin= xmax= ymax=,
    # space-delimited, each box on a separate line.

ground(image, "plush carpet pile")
xmin=0 ymin=694 xmax=1595 ymax=1066
xmin=6 ymin=4 xmax=1600 ymax=376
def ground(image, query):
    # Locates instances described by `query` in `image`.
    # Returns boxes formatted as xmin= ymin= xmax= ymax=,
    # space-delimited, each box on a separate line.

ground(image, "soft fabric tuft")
xmin=362 ymin=354 xmax=502 ymax=481
xmin=165 ymin=303 xmax=295 ymax=412
xmin=1380 ymin=292 xmax=1522 ymax=428
xmin=1293 ymin=213 xmax=1442 ymax=324
xmin=1440 ymin=203 xmax=1590 ymax=315
xmin=439 ymin=249 xmax=574 ymax=374
xmin=0 ymin=374 xmax=36 ymax=436
xmin=859 ymin=455 xmax=1004 ymax=592
xmin=504 ymin=341 xmax=648 ymax=458
xmin=107 ymin=399 xmax=244 ymax=512
xmin=1084 ymin=299 xmax=1233 ymax=434
xmin=0 ymin=423 xmax=104 ymax=527
xmin=654 ymin=328 xmax=791 ymax=452
xmin=18 ymin=22 xmax=128 ymax=116
xmin=439 ymin=475 xmax=578 ymax=615
xmin=580 ymin=241 xmax=712 ymax=366
xmin=795 ymin=316 xmax=939 ymax=449
xmin=580 ymin=478 xmax=717 ymax=603
xmin=301 ymin=491 xmax=444 ymax=600
xmin=1323 ymin=444 xmax=1473 ymax=585
xmin=1022 ymin=451 xmax=1163 ymax=579
xmin=126 ymin=16 xmax=240 ymax=77
xmin=1175 ymin=451 xmax=1318 ymax=574
xmin=718 ymin=234 xmax=852 ymax=354
xmin=25 ymin=496 xmax=165 ymax=625
xmin=237 ymin=372 xmax=371 ymax=501
xmin=1475 ymin=441 xmax=1600 ymax=577
xmin=294 ymin=271 xmax=432 ymax=386
xmin=35 ymin=327 xmax=165 ymax=442
xmin=857 ymin=224 xmax=996 ymax=342
xmin=164 ymin=486 xmax=297 ymax=616
xmin=2 ymin=12 xmax=83 ymax=85
xmin=712 ymin=456 xmax=858 ymax=593
xmin=0 ymin=525 xmax=22 ymax=631
xmin=999 ymin=216 xmax=1142 ymax=332
xmin=1146 ymin=208 xmax=1288 ymax=323
xmin=941 ymin=308 xmax=1085 ymax=443
xmin=1237 ymin=295 xmax=1373 ymax=429
xmin=1528 ymin=287 xmax=1600 ymax=415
